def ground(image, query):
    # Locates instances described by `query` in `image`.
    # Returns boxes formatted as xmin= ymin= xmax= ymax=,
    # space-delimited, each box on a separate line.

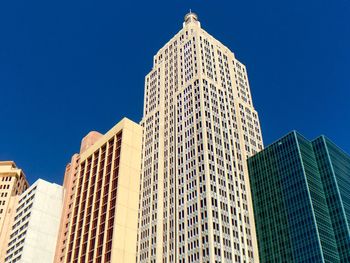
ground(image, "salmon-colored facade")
xmin=54 ymin=132 xmax=102 ymax=263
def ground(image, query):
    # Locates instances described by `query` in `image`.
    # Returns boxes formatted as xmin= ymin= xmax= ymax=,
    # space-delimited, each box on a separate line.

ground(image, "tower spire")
xmin=184 ymin=11 xmax=199 ymax=26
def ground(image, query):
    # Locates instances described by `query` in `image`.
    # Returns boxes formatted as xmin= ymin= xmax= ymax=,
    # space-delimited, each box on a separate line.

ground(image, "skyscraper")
xmin=0 ymin=161 xmax=29 ymax=262
xmin=4 ymin=179 xmax=63 ymax=263
xmin=137 ymin=13 xmax=263 ymax=263
xmin=57 ymin=118 xmax=142 ymax=263
xmin=248 ymin=131 xmax=350 ymax=262
xmin=312 ymin=136 xmax=350 ymax=262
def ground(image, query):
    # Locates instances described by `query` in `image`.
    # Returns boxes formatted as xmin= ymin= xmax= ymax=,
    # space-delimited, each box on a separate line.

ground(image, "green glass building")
xmin=248 ymin=131 xmax=350 ymax=263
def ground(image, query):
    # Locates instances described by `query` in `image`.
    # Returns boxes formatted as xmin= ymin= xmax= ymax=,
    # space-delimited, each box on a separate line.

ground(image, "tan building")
xmin=0 ymin=161 xmax=29 ymax=262
xmin=54 ymin=132 xmax=102 ymax=263
xmin=137 ymin=13 xmax=263 ymax=263
xmin=55 ymin=118 xmax=142 ymax=263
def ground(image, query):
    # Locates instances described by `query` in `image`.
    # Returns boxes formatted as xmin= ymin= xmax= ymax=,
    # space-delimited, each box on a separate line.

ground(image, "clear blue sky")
xmin=1 ymin=0 xmax=349 ymax=184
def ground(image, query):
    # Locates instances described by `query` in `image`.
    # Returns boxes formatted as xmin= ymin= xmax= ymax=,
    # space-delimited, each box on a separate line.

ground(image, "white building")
xmin=137 ymin=13 xmax=263 ymax=263
xmin=4 ymin=179 xmax=63 ymax=263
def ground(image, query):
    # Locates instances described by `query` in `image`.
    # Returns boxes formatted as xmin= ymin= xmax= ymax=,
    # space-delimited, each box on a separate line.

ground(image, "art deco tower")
xmin=137 ymin=13 xmax=263 ymax=263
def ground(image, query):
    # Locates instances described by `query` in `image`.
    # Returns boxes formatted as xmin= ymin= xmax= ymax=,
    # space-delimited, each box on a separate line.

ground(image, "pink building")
xmin=54 ymin=131 xmax=102 ymax=263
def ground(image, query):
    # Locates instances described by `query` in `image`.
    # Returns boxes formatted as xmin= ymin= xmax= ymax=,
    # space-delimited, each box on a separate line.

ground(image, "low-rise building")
xmin=4 ymin=179 xmax=63 ymax=263
xmin=0 ymin=161 xmax=29 ymax=262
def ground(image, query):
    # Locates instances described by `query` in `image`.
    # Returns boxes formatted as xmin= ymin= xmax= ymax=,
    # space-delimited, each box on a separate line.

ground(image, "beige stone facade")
xmin=55 ymin=118 xmax=142 ymax=263
xmin=137 ymin=13 xmax=263 ymax=263
xmin=0 ymin=161 xmax=29 ymax=262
